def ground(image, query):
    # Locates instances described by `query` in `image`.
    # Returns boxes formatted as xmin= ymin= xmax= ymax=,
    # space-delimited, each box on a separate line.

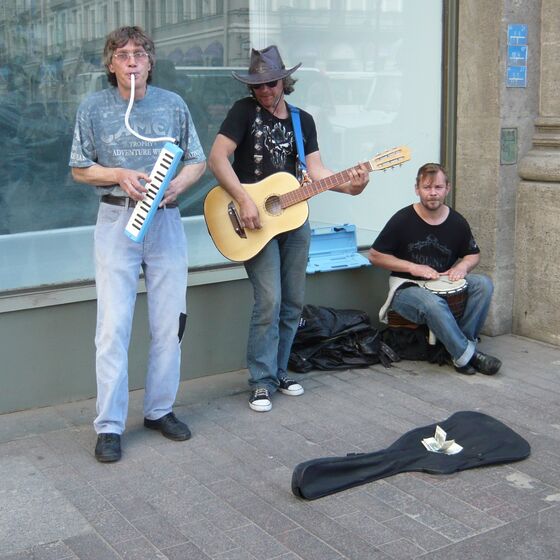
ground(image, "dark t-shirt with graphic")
xmin=372 ymin=204 xmax=480 ymax=280
xmin=218 ymin=97 xmax=319 ymax=183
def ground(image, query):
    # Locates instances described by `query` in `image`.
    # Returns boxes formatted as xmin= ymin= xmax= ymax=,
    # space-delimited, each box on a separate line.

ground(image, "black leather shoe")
xmin=95 ymin=433 xmax=121 ymax=463
xmin=144 ymin=412 xmax=191 ymax=441
xmin=470 ymin=351 xmax=502 ymax=375
xmin=454 ymin=364 xmax=476 ymax=375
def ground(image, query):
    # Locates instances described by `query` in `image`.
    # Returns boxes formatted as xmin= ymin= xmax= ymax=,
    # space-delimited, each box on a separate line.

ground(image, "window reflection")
xmin=0 ymin=0 xmax=409 ymax=235
xmin=1 ymin=0 xmax=442 ymax=293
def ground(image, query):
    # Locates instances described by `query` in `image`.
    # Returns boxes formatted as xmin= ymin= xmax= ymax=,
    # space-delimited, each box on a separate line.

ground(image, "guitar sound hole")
xmin=265 ymin=195 xmax=282 ymax=216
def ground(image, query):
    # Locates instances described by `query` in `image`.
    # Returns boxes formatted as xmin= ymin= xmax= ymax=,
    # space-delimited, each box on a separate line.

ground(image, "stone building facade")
xmin=455 ymin=0 xmax=559 ymax=346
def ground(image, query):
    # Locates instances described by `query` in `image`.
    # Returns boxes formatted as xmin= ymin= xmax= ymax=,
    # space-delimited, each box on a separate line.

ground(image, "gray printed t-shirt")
xmin=69 ymin=85 xmax=205 ymax=196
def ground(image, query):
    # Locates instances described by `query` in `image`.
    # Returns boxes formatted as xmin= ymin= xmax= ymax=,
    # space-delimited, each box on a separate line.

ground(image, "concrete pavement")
xmin=1 ymin=333 xmax=559 ymax=559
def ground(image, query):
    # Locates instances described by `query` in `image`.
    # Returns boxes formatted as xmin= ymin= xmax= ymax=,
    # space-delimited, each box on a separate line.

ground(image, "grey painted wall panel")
xmin=0 ymin=267 xmax=386 ymax=414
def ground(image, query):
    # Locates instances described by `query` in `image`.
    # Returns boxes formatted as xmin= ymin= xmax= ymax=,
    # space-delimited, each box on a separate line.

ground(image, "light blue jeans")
xmin=93 ymin=202 xmax=188 ymax=434
xmin=244 ymin=221 xmax=311 ymax=392
xmin=390 ymin=273 xmax=493 ymax=367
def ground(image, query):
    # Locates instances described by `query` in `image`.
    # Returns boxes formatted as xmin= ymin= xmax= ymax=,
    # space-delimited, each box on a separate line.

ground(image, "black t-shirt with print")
xmin=372 ymin=204 xmax=480 ymax=280
xmin=218 ymin=96 xmax=319 ymax=184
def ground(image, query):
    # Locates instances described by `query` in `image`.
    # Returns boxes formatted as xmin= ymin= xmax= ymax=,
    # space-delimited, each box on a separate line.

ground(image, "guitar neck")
xmin=280 ymin=161 xmax=374 ymax=208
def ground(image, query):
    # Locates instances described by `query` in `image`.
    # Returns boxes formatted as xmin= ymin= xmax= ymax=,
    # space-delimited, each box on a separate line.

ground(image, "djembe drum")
xmin=422 ymin=276 xmax=469 ymax=321
xmin=387 ymin=276 xmax=469 ymax=345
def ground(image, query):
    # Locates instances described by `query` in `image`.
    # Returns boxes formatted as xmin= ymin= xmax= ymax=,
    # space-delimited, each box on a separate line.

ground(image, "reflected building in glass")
xmin=0 ymin=0 xmax=408 ymax=233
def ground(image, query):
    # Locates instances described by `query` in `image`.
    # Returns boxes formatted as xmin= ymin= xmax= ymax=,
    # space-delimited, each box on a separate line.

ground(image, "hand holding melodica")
xmin=115 ymin=168 xmax=150 ymax=201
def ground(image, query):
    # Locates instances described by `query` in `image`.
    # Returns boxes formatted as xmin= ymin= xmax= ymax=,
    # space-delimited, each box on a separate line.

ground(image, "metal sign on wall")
xmin=500 ymin=128 xmax=518 ymax=165
xmin=506 ymin=24 xmax=528 ymax=87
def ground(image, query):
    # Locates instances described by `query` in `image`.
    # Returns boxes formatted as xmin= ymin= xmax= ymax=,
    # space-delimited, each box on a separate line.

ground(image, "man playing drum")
xmin=368 ymin=162 xmax=501 ymax=375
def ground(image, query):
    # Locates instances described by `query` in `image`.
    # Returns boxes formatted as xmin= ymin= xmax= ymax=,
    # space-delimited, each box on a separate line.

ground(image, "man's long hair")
xmin=103 ymin=26 xmax=155 ymax=87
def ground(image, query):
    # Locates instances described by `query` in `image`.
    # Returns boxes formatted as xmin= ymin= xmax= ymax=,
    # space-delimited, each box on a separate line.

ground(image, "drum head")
xmin=424 ymin=276 xmax=467 ymax=295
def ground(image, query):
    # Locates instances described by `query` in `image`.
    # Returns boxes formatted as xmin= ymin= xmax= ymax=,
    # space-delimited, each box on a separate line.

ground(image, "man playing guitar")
xmin=208 ymin=45 xmax=369 ymax=412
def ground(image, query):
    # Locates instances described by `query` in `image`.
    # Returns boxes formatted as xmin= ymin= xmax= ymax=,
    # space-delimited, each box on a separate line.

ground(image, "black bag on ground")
xmin=288 ymin=305 xmax=399 ymax=372
xmin=291 ymin=411 xmax=531 ymax=500
xmin=381 ymin=325 xmax=451 ymax=365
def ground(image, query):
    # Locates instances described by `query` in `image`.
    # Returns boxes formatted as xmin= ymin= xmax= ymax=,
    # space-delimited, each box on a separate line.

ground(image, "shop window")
xmin=0 ymin=0 xmax=443 ymax=294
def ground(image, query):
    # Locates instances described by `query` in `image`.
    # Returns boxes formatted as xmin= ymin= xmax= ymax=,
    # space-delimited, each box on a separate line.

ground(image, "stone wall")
xmin=515 ymin=0 xmax=560 ymax=346
xmin=456 ymin=0 xmax=542 ymax=337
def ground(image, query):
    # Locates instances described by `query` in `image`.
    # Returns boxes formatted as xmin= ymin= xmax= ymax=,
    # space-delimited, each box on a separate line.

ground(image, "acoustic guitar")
xmin=204 ymin=146 xmax=411 ymax=262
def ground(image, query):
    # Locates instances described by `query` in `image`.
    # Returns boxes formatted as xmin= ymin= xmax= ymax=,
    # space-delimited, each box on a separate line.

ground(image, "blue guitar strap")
xmin=288 ymin=104 xmax=309 ymax=183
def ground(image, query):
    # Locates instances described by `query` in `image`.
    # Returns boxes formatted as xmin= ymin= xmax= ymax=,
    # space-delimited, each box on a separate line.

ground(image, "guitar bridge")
xmin=227 ymin=202 xmax=247 ymax=239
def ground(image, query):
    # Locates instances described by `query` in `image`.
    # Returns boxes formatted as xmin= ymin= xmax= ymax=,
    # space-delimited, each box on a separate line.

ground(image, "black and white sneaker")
xmin=278 ymin=377 xmax=304 ymax=396
xmin=249 ymin=387 xmax=272 ymax=412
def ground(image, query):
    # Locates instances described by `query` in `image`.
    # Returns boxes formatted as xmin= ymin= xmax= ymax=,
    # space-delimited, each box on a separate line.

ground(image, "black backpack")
xmin=289 ymin=305 xmax=399 ymax=372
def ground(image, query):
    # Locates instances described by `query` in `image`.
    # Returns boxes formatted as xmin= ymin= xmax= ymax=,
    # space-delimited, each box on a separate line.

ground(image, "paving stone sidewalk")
xmin=1 ymin=334 xmax=559 ymax=559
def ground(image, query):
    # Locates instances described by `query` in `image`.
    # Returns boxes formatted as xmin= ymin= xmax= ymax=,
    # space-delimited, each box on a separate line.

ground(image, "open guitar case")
xmin=292 ymin=411 xmax=531 ymax=500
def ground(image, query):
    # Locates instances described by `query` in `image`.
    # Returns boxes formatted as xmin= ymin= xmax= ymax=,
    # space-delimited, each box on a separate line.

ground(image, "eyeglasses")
xmin=252 ymin=80 xmax=279 ymax=89
xmin=113 ymin=51 xmax=149 ymax=62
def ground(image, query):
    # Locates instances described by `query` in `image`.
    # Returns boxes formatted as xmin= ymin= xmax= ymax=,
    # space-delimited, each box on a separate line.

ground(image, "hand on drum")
xmin=410 ymin=263 xmax=440 ymax=280
xmin=443 ymin=264 xmax=469 ymax=282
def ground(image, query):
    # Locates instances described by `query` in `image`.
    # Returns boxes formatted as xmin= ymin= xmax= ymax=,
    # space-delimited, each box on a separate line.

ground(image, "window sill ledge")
xmin=0 ymin=263 xmax=248 ymax=314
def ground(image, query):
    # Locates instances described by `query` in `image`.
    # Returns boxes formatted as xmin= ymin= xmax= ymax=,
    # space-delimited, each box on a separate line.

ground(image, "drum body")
xmin=423 ymin=276 xmax=468 ymax=320
xmin=387 ymin=309 xmax=418 ymax=329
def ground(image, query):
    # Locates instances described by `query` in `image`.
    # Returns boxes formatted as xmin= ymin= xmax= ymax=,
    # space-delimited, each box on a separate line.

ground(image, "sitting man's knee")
xmin=468 ymin=273 xmax=494 ymax=297
xmin=423 ymin=294 xmax=449 ymax=317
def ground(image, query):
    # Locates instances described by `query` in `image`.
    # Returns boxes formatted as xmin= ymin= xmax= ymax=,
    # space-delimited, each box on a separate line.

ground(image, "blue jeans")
xmin=244 ymin=221 xmax=310 ymax=392
xmin=391 ymin=273 xmax=493 ymax=367
xmin=93 ymin=202 xmax=188 ymax=434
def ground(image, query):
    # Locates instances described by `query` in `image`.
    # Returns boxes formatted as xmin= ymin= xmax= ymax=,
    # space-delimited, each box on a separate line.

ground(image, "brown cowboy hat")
xmin=232 ymin=45 xmax=301 ymax=85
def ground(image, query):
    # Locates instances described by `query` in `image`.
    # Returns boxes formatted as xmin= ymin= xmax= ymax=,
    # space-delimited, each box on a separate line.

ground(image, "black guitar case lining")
xmin=292 ymin=411 xmax=531 ymax=500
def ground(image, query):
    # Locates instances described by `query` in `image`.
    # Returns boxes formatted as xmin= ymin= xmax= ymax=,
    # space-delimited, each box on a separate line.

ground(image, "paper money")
xmin=422 ymin=425 xmax=463 ymax=455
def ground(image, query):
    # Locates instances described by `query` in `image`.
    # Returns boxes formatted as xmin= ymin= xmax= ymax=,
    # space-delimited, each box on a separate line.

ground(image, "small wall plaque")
xmin=500 ymin=128 xmax=518 ymax=165
xmin=507 ymin=24 xmax=528 ymax=46
xmin=507 ymin=45 xmax=528 ymax=66
xmin=506 ymin=65 xmax=527 ymax=88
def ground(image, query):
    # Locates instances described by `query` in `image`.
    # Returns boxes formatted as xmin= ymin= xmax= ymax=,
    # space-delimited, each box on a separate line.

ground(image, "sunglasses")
xmin=252 ymin=80 xmax=279 ymax=89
